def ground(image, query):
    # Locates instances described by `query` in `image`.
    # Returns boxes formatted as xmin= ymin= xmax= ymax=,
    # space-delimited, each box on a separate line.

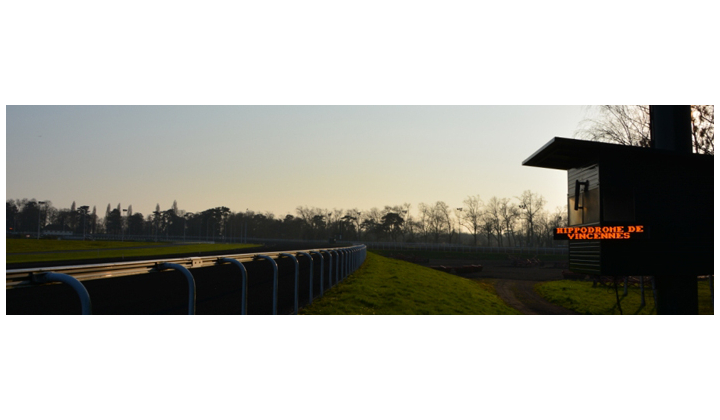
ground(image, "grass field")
xmin=536 ymin=279 xmax=714 ymax=315
xmin=5 ymin=238 xmax=260 ymax=264
xmin=301 ymin=252 xmax=521 ymax=315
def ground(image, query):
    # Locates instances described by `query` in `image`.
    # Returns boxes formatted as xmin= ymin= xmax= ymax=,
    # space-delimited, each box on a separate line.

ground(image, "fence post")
xmin=338 ymin=249 xmax=344 ymax=281
xmin=296 ymin=252 xmax=314 ymax=306
xmin=336 ymin=249 xmax=343 ymax=282
xmin=33 ymin=272 xmax=92 ymax=315
xmin=310 ymin=251 xmax=325 ymax=297
xmin=279 ymin=253 xmax=300 ymax=315
xmin=321 ymin=250 xmax=333 ymax=289
xmin=217 ymin=258 xmax=248 ymax=315
xmin=354 ymin=246 xmax=358 ymax=268
xmin=254 ymin=255 xmax=279 ymax=315
xmin=347 ymin=248 xmax=352 ymax=277
xmin=156 ymin=262 xmax=196 ymax=315
xmin=327 ymin=250 xmax=335 ymax=286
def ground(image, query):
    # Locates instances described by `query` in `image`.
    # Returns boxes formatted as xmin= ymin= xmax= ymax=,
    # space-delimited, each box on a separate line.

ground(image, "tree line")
xmin=6 ymin=191 xmax=567 ymax=247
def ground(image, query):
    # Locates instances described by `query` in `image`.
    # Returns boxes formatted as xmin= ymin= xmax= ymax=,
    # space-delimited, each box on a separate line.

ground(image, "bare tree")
xmin=576 ymin=105 xmax=651 ymax=147
xmin=576 ymin=105 xmax=713 ymax=154
xmin=434 ymin=201 xmax=454 ymax=243
xmin=517 ymin=190 xmax=546 ymax=247
xmin=498 ymin=198 xmax=520 ymax=247
xmin=397 ymin=203 xmax=416 ymax=242
xmin=295 ymin=205 xmax=323 ymax=239
xmin=691 ymin=105 xmax=714 ymax=154
xmin=417 ymin=203 xmax=432 ymax=242
xmin=417 ymin=202 xmax=449 ymax=243
xmin=480 ymin=214 xmax=495 ymax=246
xmin=485 ymin=197 xmax=504 ymax=247
xmin=460 ymin=195 xmax=484 ymax=246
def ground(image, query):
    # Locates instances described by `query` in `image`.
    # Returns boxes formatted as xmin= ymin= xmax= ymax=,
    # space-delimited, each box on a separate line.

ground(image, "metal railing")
xmin=6 ymin=245 xmax=367 ymax=315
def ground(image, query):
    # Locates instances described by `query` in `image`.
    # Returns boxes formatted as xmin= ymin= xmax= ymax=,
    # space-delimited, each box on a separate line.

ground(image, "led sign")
xmin=554 ymin=225 xmax=645 ymax=241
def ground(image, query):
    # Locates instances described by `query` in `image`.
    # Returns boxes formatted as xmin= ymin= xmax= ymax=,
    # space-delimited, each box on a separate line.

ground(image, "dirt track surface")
xmin=426 ymin=259 xmax=579 ymax=315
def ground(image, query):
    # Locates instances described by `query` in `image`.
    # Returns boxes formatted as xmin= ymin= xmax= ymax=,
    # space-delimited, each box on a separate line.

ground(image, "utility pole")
xmin=649 ymin=105 xmax=698 ymax=315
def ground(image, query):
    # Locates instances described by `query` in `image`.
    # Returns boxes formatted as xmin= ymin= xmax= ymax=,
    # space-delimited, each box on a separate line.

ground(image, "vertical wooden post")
xmin=650 ymin=105 xmax=699 ymax=314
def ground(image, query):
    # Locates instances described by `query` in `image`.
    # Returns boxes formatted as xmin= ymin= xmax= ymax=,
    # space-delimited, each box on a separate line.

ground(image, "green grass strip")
xmin=536 ymin=279 xmax=714 ymax=315
xmin=301 ymin=252 xmax=521 ymax=315
xmin=6 ymin=238 xmax=260 ymax=264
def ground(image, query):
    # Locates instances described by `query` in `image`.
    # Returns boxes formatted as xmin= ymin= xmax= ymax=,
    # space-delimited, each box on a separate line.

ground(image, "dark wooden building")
xmin=523 ymin=137 xmax=713 ymax=276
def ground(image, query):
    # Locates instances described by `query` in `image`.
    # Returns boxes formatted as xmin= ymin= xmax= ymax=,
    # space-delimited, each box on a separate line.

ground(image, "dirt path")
xmin=428 ymin=259 xmax=578 ymax=315
xmin=493 ymin=279 xmax=577 ymax=315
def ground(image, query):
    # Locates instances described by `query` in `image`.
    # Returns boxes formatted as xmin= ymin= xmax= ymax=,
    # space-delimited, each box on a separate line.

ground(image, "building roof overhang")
xmin=522 ymin=137 xmax=712 ymax=170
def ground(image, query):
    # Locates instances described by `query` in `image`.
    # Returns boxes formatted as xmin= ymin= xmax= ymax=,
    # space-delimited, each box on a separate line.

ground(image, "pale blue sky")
xmin=6 ymin=105 xmax=584 ymax=218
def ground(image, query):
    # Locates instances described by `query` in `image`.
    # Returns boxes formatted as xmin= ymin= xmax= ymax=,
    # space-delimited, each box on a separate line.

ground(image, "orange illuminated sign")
xmin=554 ymin=225 xmax=645 ymax=240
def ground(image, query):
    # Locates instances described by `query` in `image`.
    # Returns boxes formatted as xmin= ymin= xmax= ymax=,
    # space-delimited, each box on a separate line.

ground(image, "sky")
xmin=6 ymin=105 xmax=586 ymax=219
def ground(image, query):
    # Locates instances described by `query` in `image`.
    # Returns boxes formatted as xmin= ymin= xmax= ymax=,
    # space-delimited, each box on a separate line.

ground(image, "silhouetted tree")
xmin=498 ymin=198 xmax=519 ymax=247
xmin=345 ymin=209 xmax=363 ymax=240
xmin=576 ymin=105 xmax=651 ymax=148
xmin=127 ymin=212 xmax=145 ymax=235
xmin=691 ymin=105 xmax=714 ymax=154
xmin=381 ymin=212 xmax=404 ymax=242
xmin=47 ymin=206 xmax=73 ymax=232
xmin=106 ymin=208 xmax=122 ymax=235
xmin=517 ymin=190 xmax=546 ymax=247
xmin=460 ymin=195 xmax=483 ymax=246
xmin=576 ymin=105 xmax=713 ymax=154
xmin=104 ymin=203 xmax=112 ymax=233
xmin=480 ymin=215 xmax=495 ymax=247
xmin=17 ymin=199 xmax=40 ymax=233
xmin=295 ymin=206 xmax=325 ymax=239
xmin=418 ymin=202 xmax=447 ymax=243
xmin=90 ymin=206 xmax=98 ymax=235
xmin=6 ymin=200 xmax=19 ymax=232
xmin=485 ymin=197 xmax=504 ymax=247
xmin=152 ymin=204 xmax=161 ymax=240
xmin=281 ymin=214 xmax=303 ymax=239
xmin=69 ymin=201 xmax=78 ymax=232
xmin=360 ymin=207 xmax=383 ymax=241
